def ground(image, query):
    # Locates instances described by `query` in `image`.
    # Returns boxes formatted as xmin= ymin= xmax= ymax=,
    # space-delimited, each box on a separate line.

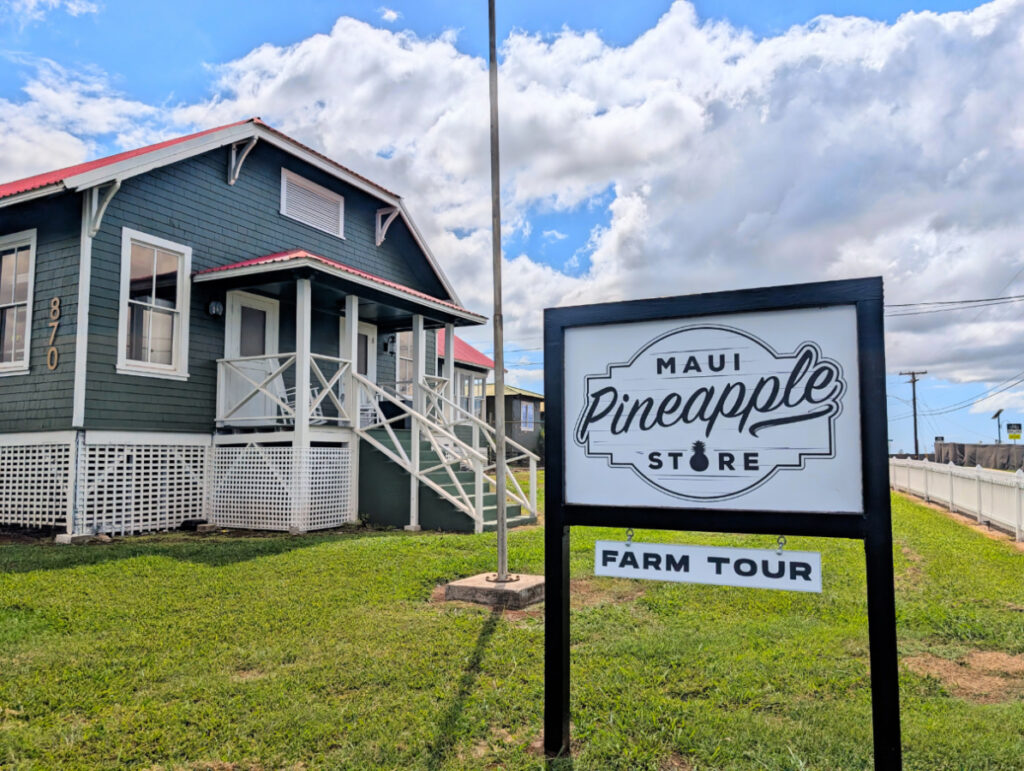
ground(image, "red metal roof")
xmin=0 ymin=117 xmax=398 ymax=202
xmin=194 ymin=249 xmax=483 ymax=320
xmin=437 ymin=328 xmax=495 ymax=370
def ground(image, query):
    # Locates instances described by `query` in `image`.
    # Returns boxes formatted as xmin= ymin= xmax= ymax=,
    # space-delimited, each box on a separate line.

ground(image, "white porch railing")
xmin=890 ymin=457 xmax=1024 ymax=541
xmin=353 ymin=373 xmax=490 ymax=532
xmin=423 ymin=384 xmax=539 ymax=521
xmin=216 ymin=353 xmax=352 ymax=428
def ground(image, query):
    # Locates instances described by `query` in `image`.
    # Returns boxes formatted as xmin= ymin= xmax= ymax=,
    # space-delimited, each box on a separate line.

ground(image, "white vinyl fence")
xmin=889 ymin=458 xmax=1024 ymax=541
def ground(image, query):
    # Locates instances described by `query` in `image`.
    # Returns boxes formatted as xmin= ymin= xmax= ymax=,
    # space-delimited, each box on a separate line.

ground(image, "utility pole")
xmin=992 ymin=409 xmax=1003 ymax=444
xmin=899 ymin=370 xmax=927 ymax=456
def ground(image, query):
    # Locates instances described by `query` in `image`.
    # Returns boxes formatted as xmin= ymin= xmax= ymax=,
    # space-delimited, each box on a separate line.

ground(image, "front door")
xmin=224 ymin=291 xmax=280 ymax=425
xmin=339 ymin=319 xmax=377 ymax=421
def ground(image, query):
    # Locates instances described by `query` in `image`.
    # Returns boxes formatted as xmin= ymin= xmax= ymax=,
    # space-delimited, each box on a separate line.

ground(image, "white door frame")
xmin=225 ymin=290 xmax=279 ymax=358
xmin=223 ymin=290 xmax=281 ymax=425
xmin=339 ymin=318 xmax=377 ymax=381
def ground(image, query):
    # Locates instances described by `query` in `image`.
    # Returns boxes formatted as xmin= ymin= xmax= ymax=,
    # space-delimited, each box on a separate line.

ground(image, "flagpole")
xmin=488 ymin=0 xmax=512 ymax=582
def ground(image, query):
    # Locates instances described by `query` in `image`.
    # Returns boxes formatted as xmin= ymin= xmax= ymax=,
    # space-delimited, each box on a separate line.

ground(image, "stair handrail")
xmin=431 ymin=389 xmax=540 ymax=462
xmin=428 ymin=388 xmax=538 ymax=518
xmin=353 ymin=374 xmax=487 ymax=464
xmin=352 ymin=373 xmax=488 ymax=529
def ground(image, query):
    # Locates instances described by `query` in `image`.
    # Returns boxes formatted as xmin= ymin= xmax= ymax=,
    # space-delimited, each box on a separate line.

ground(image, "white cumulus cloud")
xmin=5 ymin=1 xmax=1024 ymax=388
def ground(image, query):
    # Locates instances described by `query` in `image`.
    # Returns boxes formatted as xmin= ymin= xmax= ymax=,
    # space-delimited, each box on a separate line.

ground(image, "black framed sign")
xmin=543 ymin=277 xmax=901 ymax=768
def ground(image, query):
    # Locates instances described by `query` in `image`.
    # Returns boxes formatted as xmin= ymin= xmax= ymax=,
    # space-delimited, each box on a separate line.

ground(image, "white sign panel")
xmin=594 ymin=540 xmax=822 ymax=593
xmin=565 ymin=305 xmax=863 ymax=513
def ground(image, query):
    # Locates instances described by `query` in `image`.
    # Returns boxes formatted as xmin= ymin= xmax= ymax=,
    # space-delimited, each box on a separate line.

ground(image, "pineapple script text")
xmin=572 ymin=324 xmax=847 ymax=502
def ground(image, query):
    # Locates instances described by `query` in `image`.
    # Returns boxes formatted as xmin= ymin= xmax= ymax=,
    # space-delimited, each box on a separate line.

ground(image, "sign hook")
xmin=625 ymin=528 xmax=634 ymax=547
xmin=776 ymin=535 xmax=787 ymax=555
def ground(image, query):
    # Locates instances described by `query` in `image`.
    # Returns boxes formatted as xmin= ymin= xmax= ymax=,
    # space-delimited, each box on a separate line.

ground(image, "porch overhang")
xmin=194 ymin=249 xmax=486 ymax=328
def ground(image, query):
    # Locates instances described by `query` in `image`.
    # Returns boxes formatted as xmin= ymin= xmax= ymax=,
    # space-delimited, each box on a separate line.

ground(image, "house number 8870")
xmin=47 ymin=297 xmax=60 ymax=371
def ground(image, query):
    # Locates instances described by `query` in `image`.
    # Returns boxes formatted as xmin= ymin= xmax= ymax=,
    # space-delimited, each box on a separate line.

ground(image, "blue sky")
xmin=1 ymin=0 xmax=1019 ymax=453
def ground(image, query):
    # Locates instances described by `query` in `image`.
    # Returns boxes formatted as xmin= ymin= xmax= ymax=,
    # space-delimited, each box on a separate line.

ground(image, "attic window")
xmin=280 ymin=168 xmax=344 ymax=238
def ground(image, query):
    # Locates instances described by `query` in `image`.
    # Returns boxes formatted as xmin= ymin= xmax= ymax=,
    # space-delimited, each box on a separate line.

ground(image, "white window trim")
xmin=280 ymin=168 xmax=345 ymax=239
xmin=116 ymin=227 xmax=191 ymax=381
xmin=0 ymin=228 xmax=37 ymax=376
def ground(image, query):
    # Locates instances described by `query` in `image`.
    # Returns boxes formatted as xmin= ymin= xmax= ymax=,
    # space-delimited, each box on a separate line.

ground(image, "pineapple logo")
xmin=689 ymin=441 xmax=709 ymax=472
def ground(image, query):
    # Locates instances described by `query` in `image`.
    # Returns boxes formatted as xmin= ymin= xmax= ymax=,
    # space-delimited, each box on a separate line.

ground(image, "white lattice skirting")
xmin=80 ymin=443 xmax=210 ymax=536
xmin=0 ymin=436 xmax=354 ymax=536
xmin=211 ymin=445 xmax=353 ymax=532
xmin=0 ymin=442 xmax=72 ymax=528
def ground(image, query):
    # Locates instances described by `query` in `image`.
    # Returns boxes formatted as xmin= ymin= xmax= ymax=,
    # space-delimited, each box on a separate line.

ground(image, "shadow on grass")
xmin=425 ymin=607 xmax=502 ymax=771
xmin=423 ymin=606 xmax=575 ymax=770
xmin=0 ymin=527 xmax=399 ymax=574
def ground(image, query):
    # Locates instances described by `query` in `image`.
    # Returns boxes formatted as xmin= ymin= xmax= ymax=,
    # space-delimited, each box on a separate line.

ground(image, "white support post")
xmin=343 ymin=294 xmax=359 ymax=426
xmin=443 ymin=322 xmax=455 ymax=422
xmin=473 ymin=456 xmax=484 ymax=534
xmin=975 ymin=464 xmax=984 ymax=524
xmin=1015 ymin=469 xmax=1023 ymax=542
xmin=948 ymin=462 xmax=955 ymax=513
xmin=529 ymin=458 xmax=537 ymax=518
xmin=412 ymin=314 xmax=426 ymax=415
xmin=407 ymin=419 xmax=421 ymax=532
xmin=292 ymin=278 xmax=312 ymax=534
xmin=344 ymin=293 xmax=360 ymax=522
xmin=922 ymin=463 xmax=929 ymax=502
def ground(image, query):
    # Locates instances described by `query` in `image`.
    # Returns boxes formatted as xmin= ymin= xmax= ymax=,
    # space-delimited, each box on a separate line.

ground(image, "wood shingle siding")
xmin=82 ymin=142 xmax=444 ymax=432
xmin=0 ymin=194 xmax=80 ymax=432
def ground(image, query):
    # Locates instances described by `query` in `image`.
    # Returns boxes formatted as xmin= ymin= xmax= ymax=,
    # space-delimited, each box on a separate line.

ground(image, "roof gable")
xmin=0 ymin=118 xmax=461 ymax=305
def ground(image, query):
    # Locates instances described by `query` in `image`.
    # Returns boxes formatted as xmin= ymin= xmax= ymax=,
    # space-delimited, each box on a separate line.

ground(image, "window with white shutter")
xmin=280 ymin=168 xmax=345 ymax=238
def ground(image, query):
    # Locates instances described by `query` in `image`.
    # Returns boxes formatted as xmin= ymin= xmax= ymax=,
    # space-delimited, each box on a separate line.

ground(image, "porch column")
xmin=443 ymin=322 xmax=455 ymax=421
xmin=292 ymin=278 xmax=312 ymax=534
xmin=343 ymin=293 xmax=361 ymax=525
xmin=407 ymin=313 xmax=425 ymax=532
xmin=343 ymin=294 xmax=359 ymax=425
xmin=411 ymin=314 xmax=426 ymax=415
xmin=294 ymin=278 xmax=312 ymax=448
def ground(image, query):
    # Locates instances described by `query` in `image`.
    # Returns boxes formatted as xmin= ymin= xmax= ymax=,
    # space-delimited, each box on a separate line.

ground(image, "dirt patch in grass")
xmin=570 ymin=576 xmax=645 ymax=607
xmin=896 ymin=544 xmax=925 ymax=590
xmin=660 ymin=753 xmax=696 ymax=771
xmin=895 ymin=492 xmax=1024 ymax=552
xmin=231 ymin=669 xmax=267 ymax=682
xmin=904 ymin=652 xmax=1024 ymax=703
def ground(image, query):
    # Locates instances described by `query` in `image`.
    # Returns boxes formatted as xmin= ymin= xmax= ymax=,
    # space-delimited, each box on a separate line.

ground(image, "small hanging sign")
xmin=594 ymin=540 xmax=822 ymax=593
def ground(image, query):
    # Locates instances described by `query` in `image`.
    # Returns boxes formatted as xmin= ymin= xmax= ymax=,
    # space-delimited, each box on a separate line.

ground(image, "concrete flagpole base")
xmin=444 ymin=573 xmax=545 ymax=609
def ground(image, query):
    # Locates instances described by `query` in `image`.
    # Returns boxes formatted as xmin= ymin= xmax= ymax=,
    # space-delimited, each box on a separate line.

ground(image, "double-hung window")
xmin=117 ymin=228 xmax=191 ymax=380
xmin=0 ymin=229 xmax=35 ymax=374
xmin=521 ymin=401 xmax=535 ymax=432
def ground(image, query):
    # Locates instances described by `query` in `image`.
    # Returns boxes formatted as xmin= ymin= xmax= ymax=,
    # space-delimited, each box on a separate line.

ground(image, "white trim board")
xmin=84 ymin=430 xmax=213 ymax=446
xmin=195 ymin=256 xmax=484 ymax=324
xmin=73 ymin=193 xmax=93 ymax=427
xmin=0 ymin=430 xmax=77 ymax=446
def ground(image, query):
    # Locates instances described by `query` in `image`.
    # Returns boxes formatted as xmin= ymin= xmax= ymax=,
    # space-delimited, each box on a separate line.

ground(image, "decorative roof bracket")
xmin=88 ymin=179 xmax=121 ymax=238
xmin=228 ymin=137 xmax=258 ymax=186
xmin=375 ymin=206 xmax=400 ymax=246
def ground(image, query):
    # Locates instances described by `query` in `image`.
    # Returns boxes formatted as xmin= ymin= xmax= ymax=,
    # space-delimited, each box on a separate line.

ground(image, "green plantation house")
xmin=0 ymin=119 xmax=537 ymax=537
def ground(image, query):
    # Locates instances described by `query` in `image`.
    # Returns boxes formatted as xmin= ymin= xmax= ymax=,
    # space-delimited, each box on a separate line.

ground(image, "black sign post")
xmin=543 ymin=277 xmax=900 ymax=768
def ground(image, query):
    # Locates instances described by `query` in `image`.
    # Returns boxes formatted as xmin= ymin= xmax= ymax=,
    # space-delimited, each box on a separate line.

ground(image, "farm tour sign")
xmin=545 ymin=279 xmax=902 ymax=766
xmin=563 ymin=305 xmax=864 ymax=514
xmin=594 ymin=540 xmax=822 ymax=593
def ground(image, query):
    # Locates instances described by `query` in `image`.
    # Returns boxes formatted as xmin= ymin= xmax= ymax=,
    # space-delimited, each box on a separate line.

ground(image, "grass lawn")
xmin=2 ymin=479 xmax=1024 ymax=770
